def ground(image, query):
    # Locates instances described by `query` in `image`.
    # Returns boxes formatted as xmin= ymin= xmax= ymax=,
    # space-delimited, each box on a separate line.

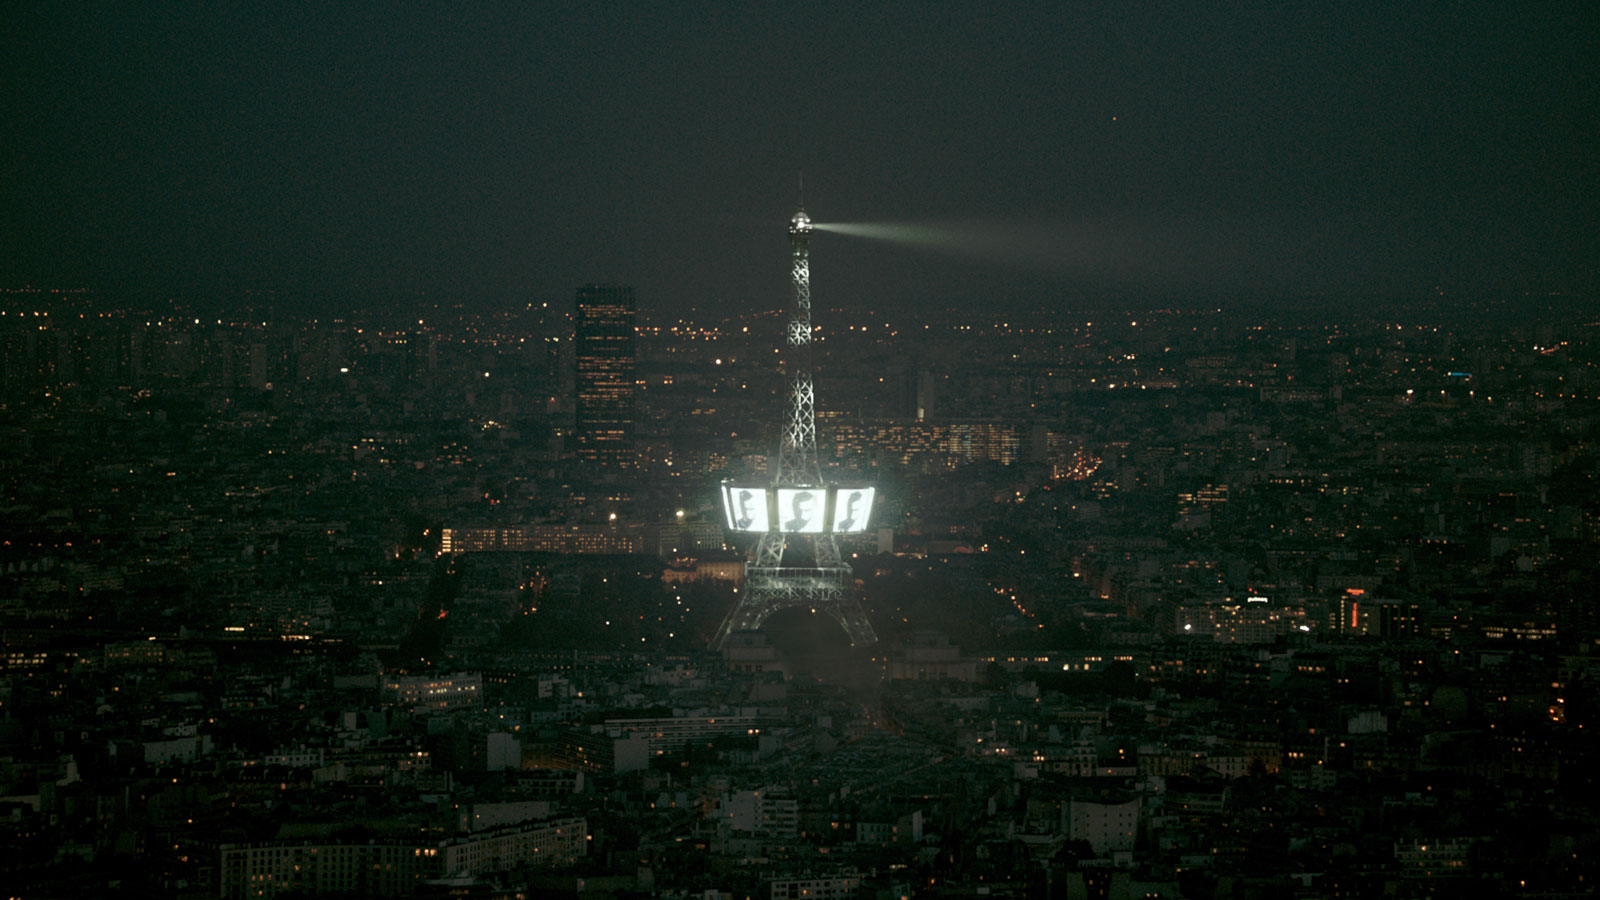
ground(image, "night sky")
xmin=3 ymin=2 xmax=1596 ymax=314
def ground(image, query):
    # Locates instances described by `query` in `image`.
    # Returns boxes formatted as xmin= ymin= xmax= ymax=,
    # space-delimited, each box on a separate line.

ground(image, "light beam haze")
xmin=810 ymin=216 xmax=1273 ymax=293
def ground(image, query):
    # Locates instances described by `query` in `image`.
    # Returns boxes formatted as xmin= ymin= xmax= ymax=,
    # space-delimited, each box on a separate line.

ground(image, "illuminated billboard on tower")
xmin=720 ymin=483 xmax=874 ymax=534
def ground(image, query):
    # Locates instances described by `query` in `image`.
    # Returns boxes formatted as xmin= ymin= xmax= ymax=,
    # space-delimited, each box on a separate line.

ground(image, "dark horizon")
xmin=3 ymin=2 xmax=1596 ymax=314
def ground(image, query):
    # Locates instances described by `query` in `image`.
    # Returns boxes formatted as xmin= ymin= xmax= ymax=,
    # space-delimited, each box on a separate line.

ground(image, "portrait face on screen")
xmin=722 ymin=485 xmax=768 ymax=532
xmin=777 ymin=488 xmax=823 ymax=533
xmin=833 ymin=487 xmax=874 ymax=533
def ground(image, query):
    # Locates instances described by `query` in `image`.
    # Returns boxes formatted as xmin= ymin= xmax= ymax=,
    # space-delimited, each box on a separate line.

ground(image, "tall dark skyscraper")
xmin=573 ymin=283 xmax=636 ymax=467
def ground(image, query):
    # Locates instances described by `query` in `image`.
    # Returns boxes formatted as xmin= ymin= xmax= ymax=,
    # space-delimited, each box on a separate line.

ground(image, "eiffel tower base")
xmin=712 ymin=566 xmax=877 ymax=650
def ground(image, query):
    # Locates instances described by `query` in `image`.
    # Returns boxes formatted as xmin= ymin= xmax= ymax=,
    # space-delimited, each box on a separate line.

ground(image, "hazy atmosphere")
xmin=4 ymin=2 xmax=1596 ymax=310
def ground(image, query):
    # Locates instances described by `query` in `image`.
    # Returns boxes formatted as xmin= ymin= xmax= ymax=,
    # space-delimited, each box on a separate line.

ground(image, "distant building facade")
xmin=381 ymin=673 xmax=483 ymax=713
xmin=441 ymin=524 xmax=644 ymax=555
xmin=217 ymin=817 xmax=587 ymax=899
xmin=888 ymin=632 xmax=978 ymax=682
xmin=827 ymin=419 xmax=1024 ymax=469
xmin=1068 ymin=796 xmax=1140 ymax=856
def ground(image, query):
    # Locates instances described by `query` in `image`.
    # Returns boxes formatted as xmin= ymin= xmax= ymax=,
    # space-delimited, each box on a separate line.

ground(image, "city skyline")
xmin=4 ymin=4 xmax=1600 ymax=895
xmin=4 ymin=280 xmax=1600 ymax=894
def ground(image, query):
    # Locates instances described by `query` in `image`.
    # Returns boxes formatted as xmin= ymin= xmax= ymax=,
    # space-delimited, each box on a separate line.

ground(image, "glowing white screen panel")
xmin=831 ymin=487 xmax=875 ymax=533
xmin=723 ymin=485 xmax=769 ymax=532
xmin=775 ymin=488 xmax=825 ymax=533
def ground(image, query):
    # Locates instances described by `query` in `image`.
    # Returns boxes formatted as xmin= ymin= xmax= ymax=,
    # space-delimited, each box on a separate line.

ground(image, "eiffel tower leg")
xmin=712 ymin=597 xmax=769 ymax=650
xmin=823 ymin=595 xmax=878 ymax=646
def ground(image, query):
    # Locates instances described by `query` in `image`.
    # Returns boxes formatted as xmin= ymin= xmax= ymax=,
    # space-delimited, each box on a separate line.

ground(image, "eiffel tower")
xmin=711 ymin=181 xmax=877 ymax=649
